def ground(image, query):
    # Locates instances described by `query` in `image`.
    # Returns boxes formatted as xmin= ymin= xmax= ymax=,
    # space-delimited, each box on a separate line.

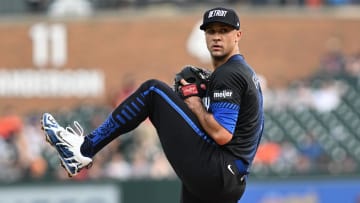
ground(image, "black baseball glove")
xmin=174 ymin=65 xmax=212 ymax=99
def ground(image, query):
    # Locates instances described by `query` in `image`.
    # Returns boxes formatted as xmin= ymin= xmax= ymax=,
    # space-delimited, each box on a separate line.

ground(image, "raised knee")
xmin=144 ymin=79 xmax=162 ymax=86
xmin=139 ymin=79 xmax=171 ymax=94
xmin=141 ymin=79 xmax=167 ymax=89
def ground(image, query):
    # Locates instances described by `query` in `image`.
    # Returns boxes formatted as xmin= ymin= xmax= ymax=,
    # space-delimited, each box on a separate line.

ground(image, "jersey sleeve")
xmin=208 ymin=68 xmax=245 ymax=134
xmin=211 ymin=102 xmax=240 ymax=134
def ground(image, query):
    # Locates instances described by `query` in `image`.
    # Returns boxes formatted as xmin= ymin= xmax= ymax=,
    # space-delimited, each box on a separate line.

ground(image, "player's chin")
xmin=211 ymin=52 xmax=226 ymax=61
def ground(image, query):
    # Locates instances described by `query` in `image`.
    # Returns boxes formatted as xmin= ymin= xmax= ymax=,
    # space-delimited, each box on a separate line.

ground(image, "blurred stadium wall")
xmin=1 ymin=5 xmax=360 ymax=114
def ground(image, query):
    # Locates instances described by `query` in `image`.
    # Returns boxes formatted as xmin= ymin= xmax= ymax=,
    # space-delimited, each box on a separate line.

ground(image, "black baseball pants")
xmin=84 ymin=79 xmax=246 ymax=202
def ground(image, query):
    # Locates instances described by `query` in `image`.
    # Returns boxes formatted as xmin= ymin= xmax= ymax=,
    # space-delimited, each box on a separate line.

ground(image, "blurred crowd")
xmin=263 ymin=37 xmax=360 ymax=112
xmin=1 ymin=0 xmax=359 ymax=18
xmin=0 ymin=105 xmax=177 ymax=182
xmin=254 ymin=42 xmax=360 ymax=177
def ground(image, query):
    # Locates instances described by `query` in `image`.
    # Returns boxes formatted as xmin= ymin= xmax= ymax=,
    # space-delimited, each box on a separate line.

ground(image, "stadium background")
xmin=0 ymin=0 xmax=360 ymax=202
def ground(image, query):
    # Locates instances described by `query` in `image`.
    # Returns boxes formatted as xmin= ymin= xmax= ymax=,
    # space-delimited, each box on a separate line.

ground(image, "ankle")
xmin=80 ymin=137 xmax=94 ymax=158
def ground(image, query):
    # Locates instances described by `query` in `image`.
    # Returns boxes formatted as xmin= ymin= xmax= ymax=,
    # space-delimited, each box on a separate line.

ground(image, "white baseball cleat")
xmin=41 ymin=113 xmax=92 ymax=177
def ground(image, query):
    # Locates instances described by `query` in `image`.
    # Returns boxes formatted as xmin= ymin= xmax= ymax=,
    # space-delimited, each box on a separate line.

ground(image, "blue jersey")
xmin=206 ymin=54 xmax=264 ymax=167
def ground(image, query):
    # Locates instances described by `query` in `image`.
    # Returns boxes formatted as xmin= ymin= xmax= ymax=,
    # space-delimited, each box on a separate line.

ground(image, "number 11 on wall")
xmin=29 ymin=23 xmax=67 ymax=69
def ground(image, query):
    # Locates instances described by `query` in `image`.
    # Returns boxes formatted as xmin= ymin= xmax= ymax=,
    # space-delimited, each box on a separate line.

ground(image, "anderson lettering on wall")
xmin=0 ymin=22 xmax=104 ymax=98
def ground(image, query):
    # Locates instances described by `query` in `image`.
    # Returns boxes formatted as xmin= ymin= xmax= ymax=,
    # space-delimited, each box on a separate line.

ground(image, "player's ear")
xmin=237 ymin=30 xmax=242 ymax=39
xmin=235 ymin=30 xmax=242 ymax=43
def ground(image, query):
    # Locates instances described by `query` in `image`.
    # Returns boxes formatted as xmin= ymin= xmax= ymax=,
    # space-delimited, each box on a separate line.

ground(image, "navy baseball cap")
xmin=200 ymin=7 xmax=240 ymax=31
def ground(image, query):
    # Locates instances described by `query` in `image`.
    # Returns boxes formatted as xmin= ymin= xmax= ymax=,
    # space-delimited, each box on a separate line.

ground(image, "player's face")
xmin=205 ymin=23 xmax=241 ymax=62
